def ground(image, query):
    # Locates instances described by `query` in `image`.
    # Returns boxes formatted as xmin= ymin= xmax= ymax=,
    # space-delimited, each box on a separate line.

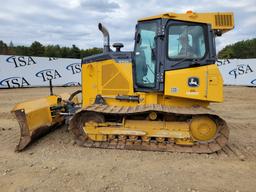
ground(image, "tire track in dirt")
xmin=1 ymin=125 xmax=254 ymax=161
xmin=0 ymin=112 xmax=15 ymax=120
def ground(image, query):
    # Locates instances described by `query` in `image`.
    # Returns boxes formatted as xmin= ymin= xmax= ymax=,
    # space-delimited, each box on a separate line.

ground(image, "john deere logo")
xmin=188 ymin=77 xmax=199 ymax=87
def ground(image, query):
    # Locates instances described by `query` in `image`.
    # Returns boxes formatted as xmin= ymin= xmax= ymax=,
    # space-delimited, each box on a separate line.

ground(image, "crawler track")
xmin=70 ymin=104 xmax=229 ymax=154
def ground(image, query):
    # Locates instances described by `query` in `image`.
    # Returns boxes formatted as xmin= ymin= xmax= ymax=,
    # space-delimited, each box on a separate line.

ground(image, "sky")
xmin=0 ymin=0 xmax=255 ymax=52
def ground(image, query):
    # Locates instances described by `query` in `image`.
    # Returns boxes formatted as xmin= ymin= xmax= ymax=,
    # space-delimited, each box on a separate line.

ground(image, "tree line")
xmin=1 ymin=38 xmax=255 ymax=59
xmin=218 ymin=38 xmax=256 ymax=59
xmin=0 ymin=40 xmax=102 ymax=59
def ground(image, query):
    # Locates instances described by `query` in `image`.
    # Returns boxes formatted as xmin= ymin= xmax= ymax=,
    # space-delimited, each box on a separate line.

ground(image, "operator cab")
xmin=133 ymin=15 xmax=217 ymax=92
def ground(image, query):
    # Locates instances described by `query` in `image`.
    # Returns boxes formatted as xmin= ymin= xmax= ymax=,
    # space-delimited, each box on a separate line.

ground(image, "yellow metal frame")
xmin=83 ymin=115 xmax=218 ymax=145
xmin=12 ymin=92 xmax=75 ymax=135
xmin=12 ymin=95 xmax=61 ymax=132
xmin=12 ymin=92 xmax=79 ymax=151
xmin=84 ymin=119 xmax=192 ymax=144
xmin=81 ymin=60 xmax=224 ymax=108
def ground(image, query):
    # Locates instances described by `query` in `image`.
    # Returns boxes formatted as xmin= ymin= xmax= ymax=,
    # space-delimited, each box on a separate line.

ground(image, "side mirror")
xmin=136 ymin=33 xmax=141 ymax=44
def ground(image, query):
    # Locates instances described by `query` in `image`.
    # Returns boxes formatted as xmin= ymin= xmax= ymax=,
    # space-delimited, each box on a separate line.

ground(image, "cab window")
xmin=168 ymin=25 xmax=206 ymax=59
xmin=134 ymin=21 xmax=157 ymax=88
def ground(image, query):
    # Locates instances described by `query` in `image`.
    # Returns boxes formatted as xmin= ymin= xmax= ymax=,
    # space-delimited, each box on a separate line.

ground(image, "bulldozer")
xmin=12 ymin=11 xmax=234 ymax=153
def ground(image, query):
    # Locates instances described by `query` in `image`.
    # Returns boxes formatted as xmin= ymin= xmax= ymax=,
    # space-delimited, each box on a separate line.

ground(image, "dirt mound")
xmin=0 ymin=86 xmax=255 ymax=192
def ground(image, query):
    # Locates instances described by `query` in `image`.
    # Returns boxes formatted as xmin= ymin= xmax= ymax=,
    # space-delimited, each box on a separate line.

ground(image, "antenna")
xmin=49 ymin=79 xmax=53 ymax=96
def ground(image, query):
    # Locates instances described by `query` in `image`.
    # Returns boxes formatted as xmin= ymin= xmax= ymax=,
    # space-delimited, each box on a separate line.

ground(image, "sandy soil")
xmin=0 ymin=86 xmax=255 ymax=192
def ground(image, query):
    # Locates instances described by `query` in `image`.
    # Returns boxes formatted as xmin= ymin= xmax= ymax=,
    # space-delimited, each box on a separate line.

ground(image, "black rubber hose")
xmin=68 ymin=90 xmax=82 ymax=101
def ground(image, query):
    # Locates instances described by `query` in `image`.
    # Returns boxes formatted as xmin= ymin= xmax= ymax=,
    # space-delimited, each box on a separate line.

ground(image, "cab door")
xmin=133 ymin=19 xmax=162 ymax=92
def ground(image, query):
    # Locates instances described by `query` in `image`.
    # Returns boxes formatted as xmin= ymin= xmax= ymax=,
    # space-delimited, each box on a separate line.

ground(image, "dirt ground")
xmin=0 ymin=86 xmax=255 ymax=192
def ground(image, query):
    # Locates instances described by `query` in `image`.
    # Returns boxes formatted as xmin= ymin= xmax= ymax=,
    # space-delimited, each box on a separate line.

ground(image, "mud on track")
xmin=0 ymin=86 xmax=256 ymax=192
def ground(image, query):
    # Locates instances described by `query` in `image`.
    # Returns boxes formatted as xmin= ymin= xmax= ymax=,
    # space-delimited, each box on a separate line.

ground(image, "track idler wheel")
xmin=70 ymin=112 xmax=104 ymax=145
xmin=190 ymin=116 xmax=217 ymax=141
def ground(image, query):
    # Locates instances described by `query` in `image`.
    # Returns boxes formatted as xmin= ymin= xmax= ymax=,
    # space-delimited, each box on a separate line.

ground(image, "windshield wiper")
xmin=172 ymin=58 xmax=201 ymax=68
xmin=172 ymin=58 xmax=191 ymax=67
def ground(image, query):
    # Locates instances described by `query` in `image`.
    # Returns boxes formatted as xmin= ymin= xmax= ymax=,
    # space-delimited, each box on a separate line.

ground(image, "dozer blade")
xmin=12 ymin=94 xmax=72 ymax=151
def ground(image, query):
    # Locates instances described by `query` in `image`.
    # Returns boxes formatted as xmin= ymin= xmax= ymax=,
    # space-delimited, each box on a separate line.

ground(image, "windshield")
xmin=134 ymin=21 xmax=157 ymax=88
xmin=168 ymin=25 xmax=206 ymax=59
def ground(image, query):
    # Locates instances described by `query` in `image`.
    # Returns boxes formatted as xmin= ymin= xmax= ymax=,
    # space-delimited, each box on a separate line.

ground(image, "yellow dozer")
xmin=12 ymin=11 xmax=234 ymax=153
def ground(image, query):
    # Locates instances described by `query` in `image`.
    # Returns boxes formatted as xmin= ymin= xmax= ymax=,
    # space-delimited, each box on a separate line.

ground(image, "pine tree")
xmin=30 ymin=41 xmax=45 ymax=56
xmin=70 ymin=44 xmax=80 ymax=58
xmin=0 ymin=40 xmax=8 ymax=54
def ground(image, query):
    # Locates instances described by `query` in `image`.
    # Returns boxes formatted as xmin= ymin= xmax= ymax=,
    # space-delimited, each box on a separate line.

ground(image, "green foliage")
xmin=44 ymin=45 xmax=61 ymax=57
xmin=0 ymin=40 xmax=102 ymax=59
xmin=15 ymin=46 xmax=30 ymax=56
xmin=218 ymin=38 xmax=256 ymax=59
xmin=70 ymin=44 xmax=80 ymax=58
xmin=80 ymin=47 xmax=102 ymax=57
xmin=0 ymin=40 xmax=9 ymax=54
xmin=30 ymin=41 xmax=45 ymax=56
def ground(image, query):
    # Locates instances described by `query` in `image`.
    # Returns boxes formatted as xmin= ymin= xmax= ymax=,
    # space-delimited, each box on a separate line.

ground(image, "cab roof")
xmin=138 ymin=11 xmax=234 ymax=34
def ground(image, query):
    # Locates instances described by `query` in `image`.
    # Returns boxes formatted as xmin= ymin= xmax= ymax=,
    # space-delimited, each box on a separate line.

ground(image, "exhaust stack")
xmin=98 ymin=23 xmax=110 ymax=53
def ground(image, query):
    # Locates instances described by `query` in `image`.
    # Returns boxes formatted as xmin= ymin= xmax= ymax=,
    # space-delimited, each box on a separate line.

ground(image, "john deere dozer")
xmin=12 ymin=11 xmax=234 ymax=153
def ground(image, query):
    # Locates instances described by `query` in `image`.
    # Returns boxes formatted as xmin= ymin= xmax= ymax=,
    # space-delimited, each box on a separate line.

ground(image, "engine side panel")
xmin=81 ymin=59 xmax=211 ymax=107
xmin=82 ymin=59 xmax=135 ymax=107
xmin=164 ymin=64 xmax=223 ymax=102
